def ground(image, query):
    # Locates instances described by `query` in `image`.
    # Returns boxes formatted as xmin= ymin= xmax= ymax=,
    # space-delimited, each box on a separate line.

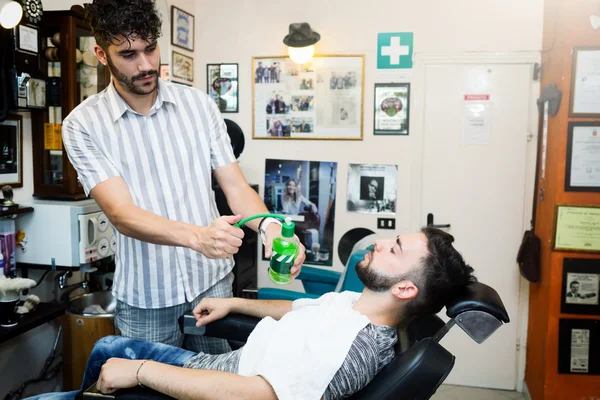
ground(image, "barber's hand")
xmin=193 ymin=297 xmax=233 ymax=327
xmin=96 ymin=358 xmax=140 ymax=393
xmin=264 ymin=224 xmax=306 ymax=279
xmin=193 ymin=215 xmax=245 ymax=259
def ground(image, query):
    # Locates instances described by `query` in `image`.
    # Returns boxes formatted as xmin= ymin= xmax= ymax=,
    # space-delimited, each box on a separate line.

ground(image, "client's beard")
xmin=355 ymin=252 xmax=408 ymax=292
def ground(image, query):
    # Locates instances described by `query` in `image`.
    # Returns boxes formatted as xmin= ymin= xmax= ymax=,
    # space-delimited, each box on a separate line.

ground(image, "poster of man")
xmin=346 ymin=164 xmax=397 ymax=214
xmin=565 ymin=273 xmax=599 ymax=305
xmin=264 ymin=159 xmax=337 ymax=266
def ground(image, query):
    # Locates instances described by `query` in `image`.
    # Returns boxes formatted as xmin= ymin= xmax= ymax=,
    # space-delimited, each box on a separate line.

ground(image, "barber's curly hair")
xmin=84 ymin=0 xmax=162 ymax=49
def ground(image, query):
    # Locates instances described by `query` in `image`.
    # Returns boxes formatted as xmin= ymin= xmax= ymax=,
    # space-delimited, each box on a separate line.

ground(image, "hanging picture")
xmin=207 ymin=63 xmax=239 ymax=113
xmin=374 ymin=83 xmax=410 ymax=135
xmin=160 ymin=64 xmax=170 ymax=81
xmin=172 ymin=51 xmax=193 ymax=83
xmin=346 ymin=163 xmax=397 ymax=214
xmin=565 ymin=121 xmax=600 ymax=192
xmin=252 ymin=55 xmax=364 ymax=140
xmin=569 ymin=47 xmax=600 ymax=117
xmin=0 ymin=115 xmax=23 ymax=188
xmin=561 ymin=258 xmax=600 ymax=316
xmin=171 ymin=6 xmax=194 ymax=51
xmin=263 ymin=158 xmax=337 ymax=266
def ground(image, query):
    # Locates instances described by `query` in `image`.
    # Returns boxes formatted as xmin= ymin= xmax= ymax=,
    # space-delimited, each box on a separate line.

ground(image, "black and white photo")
xmin=0 ymin=115 xmax=23 ymax=188
xmin=566 ymin=273 xmax=599 ymax=305
xmin=347 ymin=163 xmax=397 ymax=214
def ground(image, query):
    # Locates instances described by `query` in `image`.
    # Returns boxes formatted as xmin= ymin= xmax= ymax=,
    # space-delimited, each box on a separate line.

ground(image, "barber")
xmin=62 ymin=0 xmax=305 ymax=354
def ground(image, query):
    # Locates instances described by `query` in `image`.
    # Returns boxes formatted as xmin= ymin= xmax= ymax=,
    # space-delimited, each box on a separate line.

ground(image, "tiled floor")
xmin=430 ymin=384 xmax=526 ymax=400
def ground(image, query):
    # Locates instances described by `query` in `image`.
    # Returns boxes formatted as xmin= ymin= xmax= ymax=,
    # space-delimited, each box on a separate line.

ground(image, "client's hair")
xmin=404 ymin=227 xmax=477 ymax=316
xmin=84 ymin=0 xmax=162 ymax=49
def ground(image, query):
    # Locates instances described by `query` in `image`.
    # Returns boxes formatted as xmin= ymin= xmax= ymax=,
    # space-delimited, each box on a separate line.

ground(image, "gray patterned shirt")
xmin=62 ymin=79 xmax=236 ymax=309
xmin=184 ymin=323 xmax=397 ymax=399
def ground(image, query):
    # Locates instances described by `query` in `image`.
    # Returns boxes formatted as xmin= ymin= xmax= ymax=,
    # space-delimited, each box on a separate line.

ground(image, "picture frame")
xmin=565 ymin=121 xmax=600 ymax=192
xmin=159 ymin=64 xmax=170 ymax=81
xmin=0 ymin=114 xmax=23 ymax=188
xmin=16 ymin=24 xmax=38 ymax=54
xmin=553 ymin=204 xmax=600 ymax=253
xmin=569 ymin=47 xmax=600 ymax=117
xmin=252 ymin=54 xmax=364 ymax=140
xmin=561 ymin=258 xmax=600 ymax=316
xmin=207 ymin=63 xmax=239 ymax=113
xmin=558 ymin=318 xmax=600 ymax=375
xmin=171 ymin=6 xmax=194 ymax=51
xmin=373 ymin=83 xmax=410 ymax=135
xmin=172 ymin=51 xmax=193 ymax=83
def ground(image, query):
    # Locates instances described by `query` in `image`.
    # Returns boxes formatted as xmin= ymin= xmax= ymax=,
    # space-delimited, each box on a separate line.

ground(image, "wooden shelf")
xmin=0 ymin=302 xmax=65 ymax=345
xmin=0 ymin=206 xmax=33 ymax=219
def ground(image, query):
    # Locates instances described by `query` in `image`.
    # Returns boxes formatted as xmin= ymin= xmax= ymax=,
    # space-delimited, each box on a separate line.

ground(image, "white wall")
xmin=192 ymin=0 xmax=544 ymax=289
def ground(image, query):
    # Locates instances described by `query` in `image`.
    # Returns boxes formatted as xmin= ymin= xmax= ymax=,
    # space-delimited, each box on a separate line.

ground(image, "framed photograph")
xmin=16 ymin=24 xmax=38 ymax=54
xmin=252 ymin=54 xmax=364 ymax=140
xmin=263 ymin=158 xmax=338 ymax=266
xmin=561 ymin=258 xmax=600 ymax=316
xmin=565 ymin=121 xmax=600 ymax=192
xmin=207 ymin=63 xmax=239 ymax=113
xmin=569 ymin=47 xmax=600 ymax=117
xmin=346 ymin=163 xmax=398 ymax=214
xmin=374 ymin=83 xmax=410 ymax=135
xmin=0 ymin=114 xmax=23 ymax=188
xmin=558 ymin=318 xmax=600 ymax=375
xmin=172 ymin=51 xmax=193 ymax=83
xmin=554 ymin=205 xmax=600 ymax=253
xmin=160 ymin=64 xmax=170 ymax=81
xmin=171 ymin=6 xmax=194 ymax=51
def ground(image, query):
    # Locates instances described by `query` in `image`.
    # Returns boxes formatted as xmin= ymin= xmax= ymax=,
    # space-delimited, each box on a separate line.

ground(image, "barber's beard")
xmin=356 ymin=251 xmax=406 ymax=292
xmin=106 ymin=56 xmax=158 ymax=95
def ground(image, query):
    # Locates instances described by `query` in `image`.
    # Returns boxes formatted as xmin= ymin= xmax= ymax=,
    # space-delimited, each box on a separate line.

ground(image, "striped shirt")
xmin=62 ymin=79 xmax=236 ymax=309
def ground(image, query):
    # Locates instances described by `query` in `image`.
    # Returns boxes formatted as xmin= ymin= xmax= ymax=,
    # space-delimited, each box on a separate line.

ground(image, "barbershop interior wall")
xmin=192 ymin=0 xmax=544 ymax=290
xmin=0 ymin=1 xmax=196 ymax=397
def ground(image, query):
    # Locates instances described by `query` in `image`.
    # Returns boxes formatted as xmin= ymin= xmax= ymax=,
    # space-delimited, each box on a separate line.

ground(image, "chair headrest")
xmin=445 ymin=282 xmax=510 ymax=323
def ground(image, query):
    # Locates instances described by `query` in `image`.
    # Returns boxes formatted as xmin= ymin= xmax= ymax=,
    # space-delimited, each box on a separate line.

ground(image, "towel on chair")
xmin=238 ymin=291 xmax=369 ymax=400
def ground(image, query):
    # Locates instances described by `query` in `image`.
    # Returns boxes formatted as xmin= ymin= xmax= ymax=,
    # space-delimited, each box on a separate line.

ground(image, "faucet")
xmin=55 ymin=271 xmax=88 ymax=302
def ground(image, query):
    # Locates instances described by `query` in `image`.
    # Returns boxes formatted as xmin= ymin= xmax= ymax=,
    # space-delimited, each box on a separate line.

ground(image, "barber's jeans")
xmin=24 ymin=336 xmax=195 ymax=400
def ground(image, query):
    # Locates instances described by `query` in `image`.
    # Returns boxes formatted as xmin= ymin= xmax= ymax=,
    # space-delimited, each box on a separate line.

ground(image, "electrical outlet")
xmin=377 ymin=218 xmax=396 ymax=230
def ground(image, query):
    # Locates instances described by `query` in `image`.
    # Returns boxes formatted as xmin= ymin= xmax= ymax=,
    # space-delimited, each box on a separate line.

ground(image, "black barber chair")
xmin=81 ymin=282 xmax=509 ymax=400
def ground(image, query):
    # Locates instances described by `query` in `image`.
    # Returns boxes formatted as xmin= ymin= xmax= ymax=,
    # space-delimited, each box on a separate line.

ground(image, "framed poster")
xmin=346 ymin=163 xmax=398 ymax=214
xmin=569 ymin=47 xmax=600 ymax=117
xmin=558 ymin=318 xmax=600 ymax=375
xmin=171 ymin=6 xmax=194 ymax=51
xmin=561 ymin=258 xmax=600 ymax=316
xmin=0 ymin=114 xmax=23 ymax=188
xmin=252 ymin=54 xmax=364 ymax=140
xmin=172 ymin=51 xmax=193 ymax=83
xmin=374 ymin=83 xmax=410 ymax=135
xmin=565 ymin=121 xmax=600 ymax=192
xmin=263 ymin=158 xmax=337 ymax=266
xmin=554 ymin=205 xmax=600 ymax=253
xmin=207 ymin=63 xmax=239 ymax=113
xmin=159 ymin=64 xmax=169 ymax=81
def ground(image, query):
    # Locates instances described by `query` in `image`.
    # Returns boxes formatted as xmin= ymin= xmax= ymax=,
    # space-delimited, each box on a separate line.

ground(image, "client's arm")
xmin=96 ymin=358 xmax=277 ymax=400
xmin=193 ymin=297 xmax=292 ymax=326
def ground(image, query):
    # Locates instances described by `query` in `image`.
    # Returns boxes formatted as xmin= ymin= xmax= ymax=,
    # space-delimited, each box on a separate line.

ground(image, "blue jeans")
xmin=25 ymin=336 xmax=195 ymax=400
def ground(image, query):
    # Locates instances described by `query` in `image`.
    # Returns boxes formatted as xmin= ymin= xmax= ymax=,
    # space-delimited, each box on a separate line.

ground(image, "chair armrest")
xmin=178 ymin=313 xmax=260 ymax=342
xmin=446 ymin=282 xmax=510 ymax=323
xmin=257 ymin=287 xmax=321 ymax=301
xmin=296 ymin=266 xmax=341 ymax=284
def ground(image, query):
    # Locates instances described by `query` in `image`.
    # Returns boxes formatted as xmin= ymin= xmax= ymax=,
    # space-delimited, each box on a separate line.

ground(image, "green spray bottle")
xmin=233 ymin=214 xmax=299 ymax=285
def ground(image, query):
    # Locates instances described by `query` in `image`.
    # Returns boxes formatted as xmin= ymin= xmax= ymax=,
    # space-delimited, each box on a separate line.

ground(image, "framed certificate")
xmin=569 ymin=47 xmax=600 ymax=117
xmin=565 ymin=122 xmax=600 ymax=192
xmin=561 ymin=258 xmax=600 ymax=316
xmin=558 ymin=318 xmax=600 ymax=375
xmin=554 ymin=205 xmax=600 ymax=253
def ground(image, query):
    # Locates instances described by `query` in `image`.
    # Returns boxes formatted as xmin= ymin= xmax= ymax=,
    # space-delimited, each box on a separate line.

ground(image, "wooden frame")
xmin=565 ymin=121 xmax=600 ymax=192
xmin=569 ymin=47 xmax=600 ymax=117
xmin=252 ymin=54 xmax=365 ymax=140
xmin=170 ymin=6 xmax=194 ymax=52
xmin=172 ymin=51 xmax=194 ymax=83
xmin=0 ymin=114 xmax=24 ymax=188
xmin=373 ymin=82 xmax=410 ymax=135
xmin=207 ymin=63 xmax=239 ymax=113
xmin=553 ymin=204 xmax=600 ymax=253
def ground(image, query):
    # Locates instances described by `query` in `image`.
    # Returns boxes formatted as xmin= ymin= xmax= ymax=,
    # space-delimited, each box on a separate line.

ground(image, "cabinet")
xmin=31 ymin=6 xmax=110 ymax=200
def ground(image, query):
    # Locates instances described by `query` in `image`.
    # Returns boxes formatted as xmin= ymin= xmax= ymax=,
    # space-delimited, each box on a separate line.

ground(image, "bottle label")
xmin=270 ymin=250 xmax=295 ymax=275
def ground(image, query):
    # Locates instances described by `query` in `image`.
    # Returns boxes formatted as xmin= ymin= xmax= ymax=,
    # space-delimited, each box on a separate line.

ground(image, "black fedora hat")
xmin=283 ymin=23 xmax=320 ymax=48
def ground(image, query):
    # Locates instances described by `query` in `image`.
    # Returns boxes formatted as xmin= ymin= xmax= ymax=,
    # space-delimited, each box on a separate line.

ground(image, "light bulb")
xmin=0 ymin=1 xmax=23 ymax=29
xmin=288 ymin=45 xmax=315 ymax=64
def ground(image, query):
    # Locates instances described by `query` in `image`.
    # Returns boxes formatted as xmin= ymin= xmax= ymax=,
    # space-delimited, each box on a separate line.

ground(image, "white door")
xmin=419 ymin=62 xmax=534 ymax=389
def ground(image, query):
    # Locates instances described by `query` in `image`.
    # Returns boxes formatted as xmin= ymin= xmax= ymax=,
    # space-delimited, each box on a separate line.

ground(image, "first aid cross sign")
xmin=377 ymin=32 xmax=413 ymax=69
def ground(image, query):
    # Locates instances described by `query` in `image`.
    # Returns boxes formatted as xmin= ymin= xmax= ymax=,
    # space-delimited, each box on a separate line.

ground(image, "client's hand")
xmin=96 ymin=358 xmax=139 ymax=393
xmin=193 ymin=297 xmax=232 ymax=327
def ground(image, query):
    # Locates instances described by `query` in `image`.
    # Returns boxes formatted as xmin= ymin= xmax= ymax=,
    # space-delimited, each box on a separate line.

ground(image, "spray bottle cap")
xmin=282 ymin=217 xmax=295 ymax=238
